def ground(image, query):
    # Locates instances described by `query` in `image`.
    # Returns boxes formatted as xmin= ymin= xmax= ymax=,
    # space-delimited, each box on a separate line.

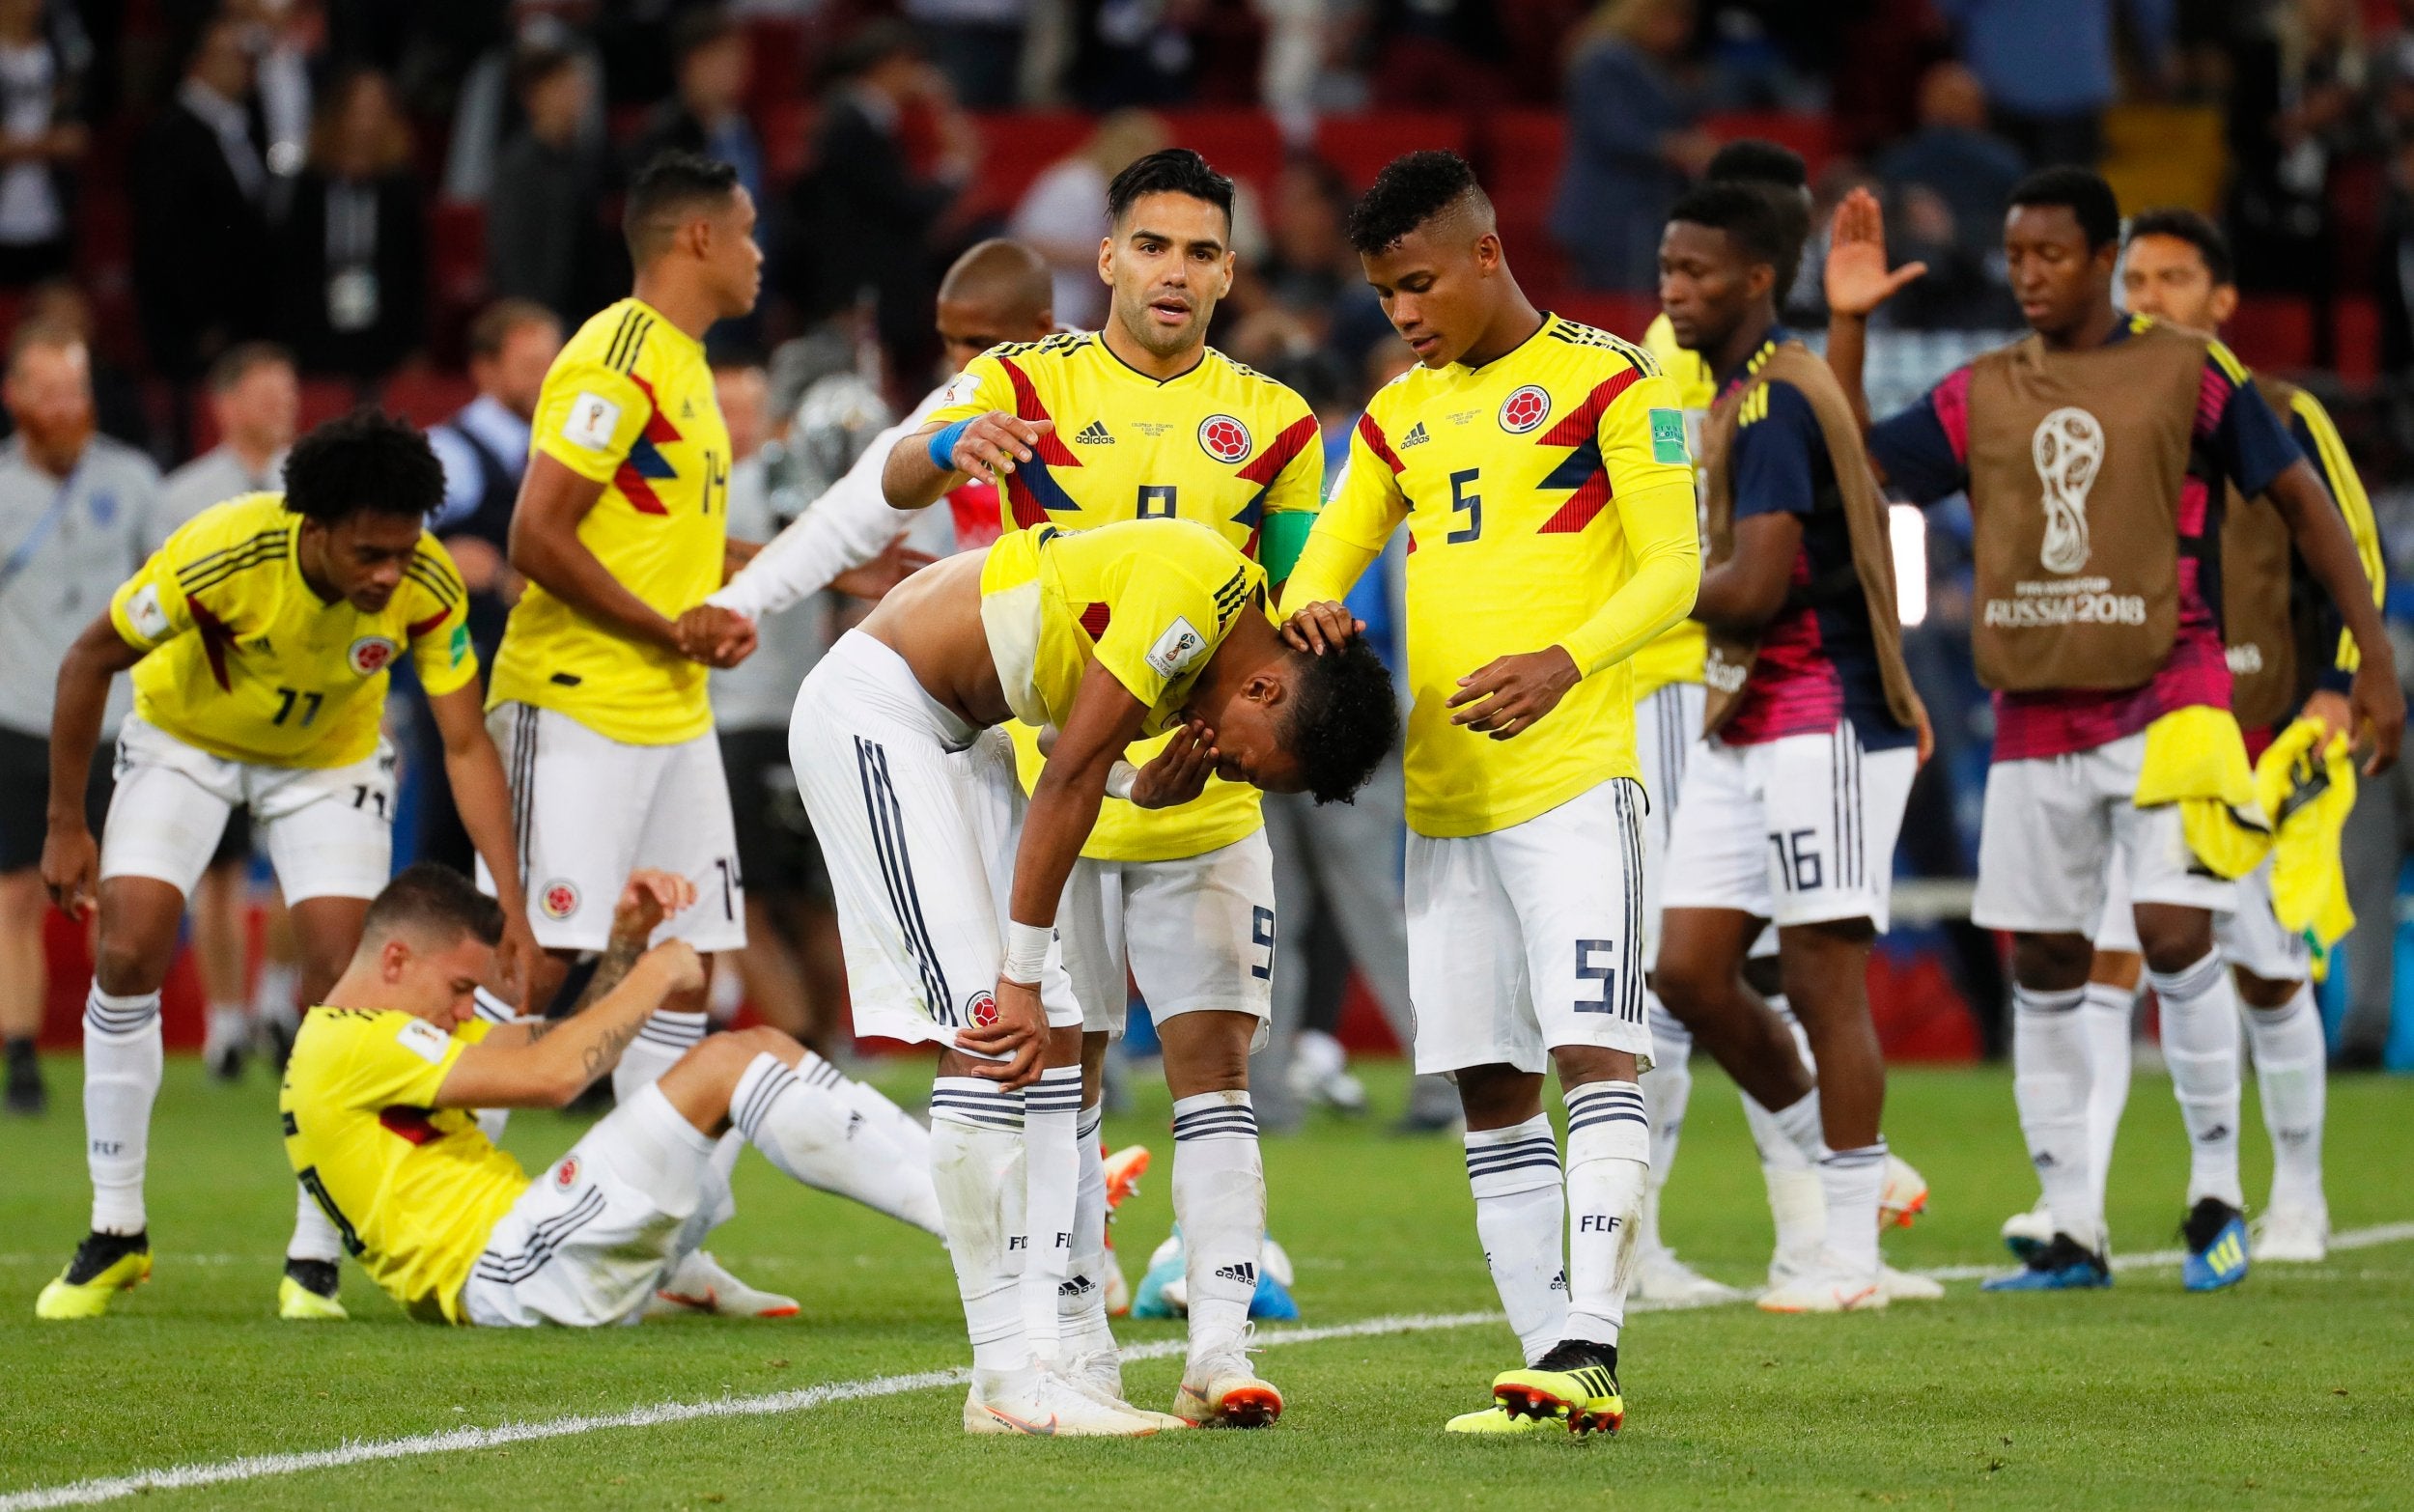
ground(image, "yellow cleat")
xmin=35 ymin=1233 xmax=152 ymax=1320
xmin=1446 ymin=1403 xmax=1565 ymax=1435
xmin=278 ymin=1276 xmax=349 ymax=1321
xmin=1492 ymin=1344 xmax=1624 ymax=1437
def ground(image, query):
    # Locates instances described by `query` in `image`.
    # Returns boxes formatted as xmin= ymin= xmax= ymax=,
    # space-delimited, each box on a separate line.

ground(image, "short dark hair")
xmin=1347 ymin=150 xmax=1489 ymax=256
xmin=509 ymin=41 xmax=578 ymax=100
xmin=363 ymin=862 xmax=506 ymax=950
xmin=1668 ymin=182 xmax=1789 ymax=274
xmin=466 ymin=298 xmax=558 ymax=360
xmin=2124 ymin=206 xmax=2234 ymax=287
xmin=671 ymin=6 xmax=740 ymax=65
xmin=1106 ymin=148 xmax=1235 ymax=230
xmin=1283 ymin=638 xmax=1399 ymax=806
xmin=206 ymin=341 xmax=295 ymax=394
xmin=1705 ymin=139 xmax=1808 ymax=191
xmin=281 ymin=409 xmax=444 ymax=524
xmin=2008 ymin=165 xmax=2121 ymax=250
xmin=624 ymin=151 xmax=742 ymax=263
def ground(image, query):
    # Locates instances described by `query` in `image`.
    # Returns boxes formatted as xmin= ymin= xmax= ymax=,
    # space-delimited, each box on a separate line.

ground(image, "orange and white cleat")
xmin=1878 ymin=1153 xmax=1929 ymax=1229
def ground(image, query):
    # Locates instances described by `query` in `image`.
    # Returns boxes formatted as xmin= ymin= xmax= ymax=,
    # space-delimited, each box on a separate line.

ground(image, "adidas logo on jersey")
xmin=1399 ymin=421 xmax=1430 ymax=449
xmin=1215 ymin=1261 xmax=1257 ymax=1286
xmin=1075 ymin=420 xmax=1113 ymax=445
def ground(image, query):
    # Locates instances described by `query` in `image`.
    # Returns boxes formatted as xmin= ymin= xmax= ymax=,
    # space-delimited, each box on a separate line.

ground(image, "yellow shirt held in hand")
xmin=1285 ymin=314 xmax=1699 ymax=838
xmin=928 ymin=332 xmax=1319 ymax=862
xmin=279 ymin=1009 xmax=528 ymax=1325
xmin=109 ymin=493 xmax=474 ymax=768
xmin=1630 ymin=311 xmax=1712 ymax=698
xmin=488 ymin=297 xmax=731 ymax=745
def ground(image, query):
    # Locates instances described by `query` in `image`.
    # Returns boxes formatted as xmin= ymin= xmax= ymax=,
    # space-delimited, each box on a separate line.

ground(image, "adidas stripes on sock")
xmin=1639 ymin=997 xmax=1693 ymax=1258
xmin=1463 ymin=1113 xmax=1569 ymax=1366
xmin=2080 ymin=981 xmax=2134 ymax=1214
xmin=927 ymin=1077 xmax=1031 ymax=1376
xmin=2151 ymin=951 xmax=2245 ymax=1210
xmin=1818 ymin=1141 xmax=1887 ymax=1278
xmin=1059 ymin=1103 xmax=1116 ymax=1358
xmin=1561 ymin=1081 xmax=1649 ymax=1350
xmin=727 ymin=1052 xmax=940 ymax=1232
xmin=611 ymin=1009 xmax=707 ymax=1105
xmin=2013 ymin=983 xmax=2101 ymax=1249
xmin=1170 ymin=1089 xmax=1265 ymax=1349
xmin=1021 ymin=1066 xmax=1083 ymax=1358
xmin=84 ymin=987 xmax=162 ymax=1236
xmin=2244 ymin=983 xmax=2327 ymax=1214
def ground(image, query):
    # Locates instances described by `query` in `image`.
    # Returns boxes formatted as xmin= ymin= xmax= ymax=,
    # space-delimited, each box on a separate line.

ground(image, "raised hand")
xmin=1824 ymin=186 xmax=1926 ymax=320
xmin=611 ymin=868 xmax=696 ymax=947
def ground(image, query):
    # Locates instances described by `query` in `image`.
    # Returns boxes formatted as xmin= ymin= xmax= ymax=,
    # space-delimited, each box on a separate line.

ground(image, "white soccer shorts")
xmin=1406 ymin=776 xmax=1653 ymax=1076
xmin=98 ymin=715 xmax=394 ymax=902
xmin=482 ymin=703 xmax=746 ymax=954
xmin=1661 ymin=725 xmax=1918 ymax=931
xmin=461 ymin=1093 xmax=731 ymax=1328
xmin=1972 ymin=730 xmax=2237 ymax=935
xmin=1634 ymin=680 xmax=1706 ymax=956
xmin=789 ymin=631 xmax=1081 ymax=1050
xmin=1059 ymin=830 xmax=1276 ymax=1045
xmin=2092 ymin=849 xmax=2310 ymax=981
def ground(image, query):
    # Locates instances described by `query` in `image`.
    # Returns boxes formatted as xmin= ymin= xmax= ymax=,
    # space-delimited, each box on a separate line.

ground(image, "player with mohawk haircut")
xmin=1283 ymin=151 xmax=1699 ymax=1435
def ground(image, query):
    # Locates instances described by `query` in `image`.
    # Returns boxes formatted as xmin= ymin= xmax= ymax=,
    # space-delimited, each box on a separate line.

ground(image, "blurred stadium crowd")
xmin=8 ymin=0 xmax=2414 ymax=1090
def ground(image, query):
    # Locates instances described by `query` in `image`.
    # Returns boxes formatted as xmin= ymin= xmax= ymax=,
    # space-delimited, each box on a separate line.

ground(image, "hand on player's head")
xmin=611 ymin=869 xmax=694 ymax=946
xmin=1278 ymin=601 xmax=1364 ymax=657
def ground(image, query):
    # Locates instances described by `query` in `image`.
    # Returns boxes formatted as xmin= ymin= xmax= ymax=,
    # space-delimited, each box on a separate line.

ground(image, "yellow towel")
xmin=2254 ymin=718 xmax=2358 ymax=977
xmin=2133 ymin=706 xmax=2271 ymax=881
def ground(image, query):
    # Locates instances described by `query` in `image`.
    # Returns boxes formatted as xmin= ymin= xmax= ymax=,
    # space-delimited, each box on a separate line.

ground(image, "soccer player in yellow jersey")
xmin=280 ymin=864 xmax=943 ymax=1328
xmin=32 ymin=412 xmax=537 ymax=1321
xmin=1280 ymin=152 xmax=1699 ymax=1435
xmin=788 ymin=517 xmax=1393 ymax=1434
xmin=883 ymin=149 xmax=1323 ymax=1423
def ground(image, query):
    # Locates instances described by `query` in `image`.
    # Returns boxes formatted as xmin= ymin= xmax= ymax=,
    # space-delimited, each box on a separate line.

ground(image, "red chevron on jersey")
xmin=1356 ymin=412 xmax=1406 ymax=474
xmin=1079 ymin=601 xmax=1111 ymax=638
xmin=1534 ymin=368 xmax=1642 ymax=534
xmin=610 ymin=373 xmax=686 ymax=516
xmin=1238 ymin=413 xmax=1320 ymax=487
xmin=996 ymin=356 xmax=1082 ymax=528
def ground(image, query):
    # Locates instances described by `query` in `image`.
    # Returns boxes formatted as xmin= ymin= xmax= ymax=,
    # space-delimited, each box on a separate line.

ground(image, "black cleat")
xmin=4 ymin=1038 xmax=44 ymax=1116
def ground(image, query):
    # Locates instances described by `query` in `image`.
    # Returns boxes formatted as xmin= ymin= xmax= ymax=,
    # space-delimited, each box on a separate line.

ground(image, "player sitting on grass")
xmin=278 ymin=864 xmax=942 ymax=1328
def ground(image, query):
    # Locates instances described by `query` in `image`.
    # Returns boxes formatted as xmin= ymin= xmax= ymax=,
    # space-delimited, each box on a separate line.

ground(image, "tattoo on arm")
xmin=580 ymin=1019 xmax=641 ymax=1079
xmin=522 ymin=1020 xmax=555 ymax=1044
xmin=570 ymin=938 xmax=645 ymax=1016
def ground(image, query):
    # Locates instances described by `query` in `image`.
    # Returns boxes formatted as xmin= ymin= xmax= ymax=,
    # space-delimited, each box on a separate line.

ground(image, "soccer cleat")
xmin=1493 ymin=1340 xmax=1624 ymax=1436
xmin=1878 ymin=1264 xmax=1945 ymax=1302
xmin=1053 ymin=1356 xmax=1189 ymax=1430
xmin=648 ymin=1249 xmax=800 ymax=1318
xmin=1999 ymin=1200 xmax=2054 ymax=1262
xmin=1757 ymin=1255 xmax=1888 ymax=1314
xmin=1878 ymin=1152 xmax=1929 ymax=1228
xmin=35 ymin=1231 xmax=152 ymax=1319
xmin=3 ymin=1043 xmax=43 ymax=1116
xmin=204 ymin=1015 xmax=248 ymax=1082
xmin=1981 ymin=1232 xmax=2112 ymax=1292
xmin=1102 ymin=1143 xmax=1151 ymax=1212
xmin=2251 ymin=1202 xmax=2329 ymax=1263
xmin=1286 ymin=1029 xmax=1367 ymax=1116
xmin=278 ymin=1259 xmax=348 ymax=1321
xmin=1632 ymin=1248 xmax=1746 ymax=1306
xmin=1445 ymin=1403 xmax=1566 ymax=1435
xmin=2181 ymin=1198 xmax=2251 ymax=1292
xmin=965 ymin=1370 xmax=1167 ymax=1437
xmin=1173 ymin=1327 xmax=1283 ymax=1427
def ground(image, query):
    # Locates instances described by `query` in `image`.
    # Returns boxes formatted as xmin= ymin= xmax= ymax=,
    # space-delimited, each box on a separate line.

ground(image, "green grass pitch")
xmin=1 ymin=1057 xmax=2409 ymax=1510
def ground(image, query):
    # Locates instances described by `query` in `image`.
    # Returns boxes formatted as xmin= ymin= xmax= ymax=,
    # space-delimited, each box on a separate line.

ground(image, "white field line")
xmin=8 ymin=1222 xmax=2412 ymax=1511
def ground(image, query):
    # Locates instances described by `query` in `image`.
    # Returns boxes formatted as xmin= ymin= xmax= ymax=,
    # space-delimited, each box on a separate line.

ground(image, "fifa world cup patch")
xmin=539 ymin=879 xmax=581 ymax=920
xmin=563 ymin=391 xmax=622 ymax=451
xmin=124 ymin=583 xmax=170 ymax=641
xmin=395 ymin=1016 xmax=451 ymax=1066
xmin=1498 ymin=385 xmax=1552 ymax=434
xmin=1145 ymin=616 xmax=1208 ymax=679
xmin=1649 ymin=407 xmax=1690 ymax=463
xmin=348 ymin=635 xmax=400 ymax=676
xmin=449 ymin=623 xmax=472 ymax=666
xmin=1198 ymin=414 xmax=1253 ymax=463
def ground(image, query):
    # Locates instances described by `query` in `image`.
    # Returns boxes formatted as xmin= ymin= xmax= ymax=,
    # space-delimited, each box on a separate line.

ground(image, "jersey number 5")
xmin=1446 ymin=468 xmax=1481 ymax=544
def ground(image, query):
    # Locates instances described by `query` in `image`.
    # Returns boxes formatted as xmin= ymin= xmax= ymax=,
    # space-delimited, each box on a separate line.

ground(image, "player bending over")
xmin=788 ymin=516 xmax=1394 ymax=1436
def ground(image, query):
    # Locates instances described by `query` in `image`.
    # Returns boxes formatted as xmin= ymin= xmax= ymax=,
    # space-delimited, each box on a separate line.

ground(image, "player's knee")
xmin=2232 ymin=966 xmax=2300 ymax=1011
xmin=2133 ymin=907 xmax=2214 ymax=975
xmin=92 ymin=931 xmax=168 ymax=996
xmin=1651 ymin=946 xmax=1723 ymax=1018
xmin=2010 ymin=932 xmax=2093 ymax=992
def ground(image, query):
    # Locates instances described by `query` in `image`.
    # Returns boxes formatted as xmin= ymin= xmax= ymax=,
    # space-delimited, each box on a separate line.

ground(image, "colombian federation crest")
xmin=539 ymin=879 xmax=580 ymax=920
xmin=1198 ymin=413 xmax=1252 ymax=463
xmin=966 ymin=990 xmax=1000 ymax=1028
xmin=1499 ymin=385 xmax=1552 ymax=434
xmin=554 ymin=1156 xmax=580 ymax=1190
xmin=348 ymin=635 xmax=400 ymax=676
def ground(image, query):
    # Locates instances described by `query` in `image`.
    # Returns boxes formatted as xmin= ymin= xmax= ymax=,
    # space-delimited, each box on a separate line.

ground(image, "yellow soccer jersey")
xmin=489 ymin=297 xmax=731 ymax=744
xmin=980 ymin=518 xmax=1268 ymax=744
xmin=929 ymin=332 xmax=1321 ymax=862
xmin=279 ymin=1009 xmax=528 ymax=1325
xmin=108 ymin=493 xmax=474 ymax=768
xmin=1630 ymin=311 xmax=1711 ymax=696
xmin=1286 ymin=315 xmax=1699 ymax=838
xmin=2283 ymin=385 xmax=2387 ymax=674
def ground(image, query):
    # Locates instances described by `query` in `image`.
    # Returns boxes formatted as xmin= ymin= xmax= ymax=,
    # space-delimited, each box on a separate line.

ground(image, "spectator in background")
xmin=907 ymin=0 xmax=1030 ymax=109
xmin=1222 ymin=154 xmax=1366 ymax=369
xmin=153 ymin=342 xmax=295 ymax=546
xmin=1935 ymin=0 xmax=2172 ymax=166
xmin=133 ymin=14 xmax=273 ymax=383
xmin=1555 ymin=0 xmax=1717 ymax=292
xmin=2229 ymin=0 xmax=2369 ymax=362
xmin=788 ymin=21 xmax=976 ymax=384
xmin=0 ymin=324 xmax=159 ymax=1116
xmin=275 ymin=68 xmax=427 ymax=382
xmin=246 ymin=0 xmax=322 ymax=216
xmin=8 ymin=281 xmax=148 ymax=453
xmin=1368 ymin=0 xmax=1514 ymax=107
xmin=487 ymin=41 xmax=615 ymax=328
xmin=631 ymin=9 xmax=763 ymax=209
xmin=440 ymin=2 xmax=606 ymax=206
xmin=1874 ymin=62 xmax=2025 ymax=327
xmin=0 ymin=0 xmax=86 ymax=290
xmin=1008 ymin=108 xmax=1166 ymax=330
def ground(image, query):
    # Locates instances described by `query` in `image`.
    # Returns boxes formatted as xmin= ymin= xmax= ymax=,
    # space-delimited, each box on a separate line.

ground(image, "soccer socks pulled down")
xmin=83 ymin=988 xmax=162 ymax=1236
xmin=1818 ymin=1142 xmax=1887 ymax=1277
xmin=727 ymin=1052 xmax=939 ymax=1232
xmin=2244 ymin=984 xmax=2327 ymax=1212
xmin=1463 ymin=1114 xmax=1569 ymax=1365
xmin=2012 ymin=984 xmax=2102 ymax=1248
xmin=1059 ymin=1104 xmax=1115 ymax=1358
xmin=1170 ymin=1090 xmax=1266 ymax=1348
xmin=1561 ymin=1081 xmax=1649 ymax=1349
xmin=2080 ymin=982 xmax=2134 ymax=1213
xmin=928 ymin=1077 xmax=1031 ymax=1376
xmin=2150 ymin=952 xmax=2245 ymax=1210
xmin=1021 ymin=1066 xmax=1082 ymax=1358
xmin=610 ymin=1008 xmax=708 ymax=1105
xmin=1760 ymin=1088 xmax=1826 ymax=1165
xmin=286 ymin=1179 xmax=344 ymax=1264
xmin=1741 ymin=1086 xmax=1825 ymax=1273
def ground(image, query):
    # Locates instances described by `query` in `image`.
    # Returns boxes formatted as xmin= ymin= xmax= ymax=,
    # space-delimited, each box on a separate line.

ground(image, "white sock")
xmin=1762 ymin=1088 xmax=1826 ymax=1164
xmin=1640 ymin=997 xmax=1692 ymax=1257
xmin=1561 ymin=1081 xmax=1648 ymax=1349
xmin=1741 ymin=1084 xmax=1824 ymax=1271
xmin=611 ymin=1008 xmax=707 ymax=1104
xmin=204 ymin=1002 xmax=247 ymax=1047
xmin=83 ymin=987 xmax=162 ymax=1235
xmin=1059 ymin=1103 xmax=1115 ymax=1358
xmin=1818 ymin=1141 xmax=1887 ymax=1278
xmin=252 ymin=962 xmax=301 ymax=1031
xmin=728 ymin=1052 xmax=942 ymax=1232
xmin=1020 ymin=1066 xmax=1082 ymax=1358
xmin=1463 ymin=1113 xmax=1568 ymax=1365
xmin=2151 ymin=951 xmax=2245 ymax=1209
xmin=836 ymin=1074 xmax=933 ymax=1169
xmin=2243 ymin=984 xmax=2327 ymax=1213
xmin=1170 ymin=1089 xmax=1265 ymax=1350
xmin=2013 ymin=983 xmax=2102 ymax=1249
xmin=2080 ymin=981 xmax=2133 ymax=1214
xmin=286 ymin=1179 xmax=344 ymax=1263
xmin=928 ymin=1077 xmax=1031 ymax=1377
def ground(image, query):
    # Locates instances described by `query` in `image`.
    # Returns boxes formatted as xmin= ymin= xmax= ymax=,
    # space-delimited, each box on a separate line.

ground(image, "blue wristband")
xmin=928 ymin=418 xmax=974 ymax=472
